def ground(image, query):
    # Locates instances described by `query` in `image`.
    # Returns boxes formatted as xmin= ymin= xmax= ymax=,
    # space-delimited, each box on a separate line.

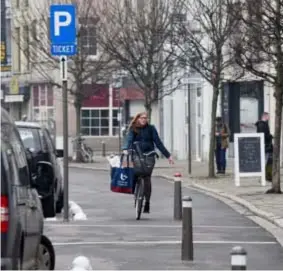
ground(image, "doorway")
xmin=222 ymin=80 xmax=264 ymax=157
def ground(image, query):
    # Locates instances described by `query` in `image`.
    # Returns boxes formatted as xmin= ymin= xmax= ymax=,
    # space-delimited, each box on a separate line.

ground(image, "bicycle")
xmin=72 ymin=136 xmax=94 ymax=163
xmin=134 ymin=175 xmax=145 ymax=220
xmin=131 ymin=146 xmax=158 ymax=220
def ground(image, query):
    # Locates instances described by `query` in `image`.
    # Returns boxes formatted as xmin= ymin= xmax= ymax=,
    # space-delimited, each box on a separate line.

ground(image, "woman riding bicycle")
xmin=122 ymin=112 xmax=174 ymax=213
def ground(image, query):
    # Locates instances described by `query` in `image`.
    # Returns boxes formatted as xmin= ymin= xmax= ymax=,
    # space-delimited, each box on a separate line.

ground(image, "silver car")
xmin=1 ymin=108 xmax=55 ymax=270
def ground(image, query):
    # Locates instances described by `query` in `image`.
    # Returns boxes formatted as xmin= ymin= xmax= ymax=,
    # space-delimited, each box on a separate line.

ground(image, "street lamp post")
xmin=112 ymin=71 xmax=125 ymax=155
xmin=118 ymin=88 xmax=122 ymax=155
xmin=187 ymin=84 xmax=192 ymax=175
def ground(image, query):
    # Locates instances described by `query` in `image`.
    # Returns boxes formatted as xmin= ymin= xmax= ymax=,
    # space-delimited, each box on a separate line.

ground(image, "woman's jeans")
xmin=134 ymin=174 xmax=152 ymax=202
xmin=215 ymin=146 xmax=226 ymax=172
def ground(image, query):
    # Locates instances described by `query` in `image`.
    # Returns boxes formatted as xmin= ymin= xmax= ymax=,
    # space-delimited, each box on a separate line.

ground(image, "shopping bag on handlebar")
xmin=132 ymin=143 xmax=156 ymax=176
xmin=110 ymin=154 xmax=134 ymax=194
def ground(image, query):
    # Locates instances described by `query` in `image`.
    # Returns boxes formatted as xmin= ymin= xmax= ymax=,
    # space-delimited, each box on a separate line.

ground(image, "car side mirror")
xmin=36 ymin=161 xmax=55 ymax=184
xmin=56 ymin=149 xmax=64 ymax=158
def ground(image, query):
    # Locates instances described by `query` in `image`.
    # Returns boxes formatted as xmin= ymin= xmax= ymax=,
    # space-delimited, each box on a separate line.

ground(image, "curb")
xmin=69 ymin=164 xmax=283 ymax=229
xmin=190 ymin=182 xmax=283 ymax=229
xmin=159 ymin=174 xmax=283 ymax=230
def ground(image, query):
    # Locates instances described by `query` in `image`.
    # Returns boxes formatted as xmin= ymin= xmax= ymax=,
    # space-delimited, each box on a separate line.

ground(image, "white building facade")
xmin=161 ymin=72 xmax=276 ymax=161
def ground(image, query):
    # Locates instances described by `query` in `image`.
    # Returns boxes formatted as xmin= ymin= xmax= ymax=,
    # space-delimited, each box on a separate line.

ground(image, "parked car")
xmin=1 ymin=108 xmax=55 ymax=270
xmin=15 ymin=121 xmax=64 ymax=217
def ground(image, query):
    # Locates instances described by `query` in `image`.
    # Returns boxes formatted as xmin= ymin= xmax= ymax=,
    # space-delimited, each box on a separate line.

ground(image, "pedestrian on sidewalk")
xmin=122 ymin=112 xmax=174 ymax=213
xmin=255 ymin=112 xmax=273 ymax=181
xmin=215 ymin=117 xmax=229 ymax=174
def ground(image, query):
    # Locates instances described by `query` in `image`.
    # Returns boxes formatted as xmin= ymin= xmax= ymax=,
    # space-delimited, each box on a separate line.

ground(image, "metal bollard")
xmin=174 ymin=172 xmax=182 ymax=220
xmin=181 ymin=196 xmax=193 ymax=261
xmin=102 ymin=141 xmax=106 ymax=157
xmin=231 ymin=246 xmax=247 ymax=270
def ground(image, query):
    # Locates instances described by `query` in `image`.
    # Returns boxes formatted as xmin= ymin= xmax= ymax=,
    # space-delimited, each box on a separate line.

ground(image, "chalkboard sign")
xmin=234 ymin=133 xmax=266 ymax=187
xmin=238 ymin=137 xmax=261 ymax=173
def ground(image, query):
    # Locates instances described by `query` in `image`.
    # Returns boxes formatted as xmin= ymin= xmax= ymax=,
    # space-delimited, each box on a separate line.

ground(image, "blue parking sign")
xmin=49 ymin=5 xmax=77 ymax=56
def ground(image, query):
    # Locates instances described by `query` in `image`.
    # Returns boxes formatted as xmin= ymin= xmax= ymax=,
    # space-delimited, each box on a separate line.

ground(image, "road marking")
xmin=45 ymin=224 xmax=260 ymax=229
xmin=53 ymin=240 xmax=277 ymax=246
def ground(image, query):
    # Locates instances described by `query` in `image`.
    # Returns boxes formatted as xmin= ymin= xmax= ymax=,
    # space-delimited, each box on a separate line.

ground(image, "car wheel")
xmin=56 ymin=190 xmax=64 ymax=213
xmin=35 ymin=235 xmax=55 ymax=270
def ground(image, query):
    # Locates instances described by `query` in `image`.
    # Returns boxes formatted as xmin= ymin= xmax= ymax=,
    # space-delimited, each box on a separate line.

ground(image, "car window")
xmin=10 ymin=127 xmax=29 ymax=168
xmin=1 ymin=140 xmax=22 ymax=187
xmin=44 ymin=129 xmax=55 ymax=153
xmin=1 ymin=113 xmax=31 ymax=186
xmin=39 ymin=129 xmax=49 ymax=152
xmin=1 ymin=151 xmax=8 ymax=195
xmin=18 ymin=127 xmax=42 ymax=153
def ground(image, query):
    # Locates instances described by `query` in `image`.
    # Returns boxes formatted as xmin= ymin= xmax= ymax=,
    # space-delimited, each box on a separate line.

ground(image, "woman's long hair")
xmin=128 ymin=112 xmax=147 ymax=133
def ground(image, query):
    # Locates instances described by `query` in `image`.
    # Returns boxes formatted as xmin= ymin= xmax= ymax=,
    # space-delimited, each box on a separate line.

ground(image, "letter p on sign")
xmin=50 ymin=5 xmax=76 ymax=47
xmin=54 ymin=11 xmax=72 ymax=36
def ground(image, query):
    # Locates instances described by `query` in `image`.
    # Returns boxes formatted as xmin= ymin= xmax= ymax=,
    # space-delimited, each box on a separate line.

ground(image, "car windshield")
xmin=17 ymin=127 xmax=42 ymax=153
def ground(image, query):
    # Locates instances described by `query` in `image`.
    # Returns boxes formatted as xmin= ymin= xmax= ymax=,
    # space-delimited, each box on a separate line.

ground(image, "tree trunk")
xmin=208 ymin=84 xmax=219 ymax=178
xmin=74 ymin=100 xmax=84 ymax=162
xmin=145 ymin=102 xmax=152 ymax=124
xmin=267 ymin=85 xmax=282 ymax=194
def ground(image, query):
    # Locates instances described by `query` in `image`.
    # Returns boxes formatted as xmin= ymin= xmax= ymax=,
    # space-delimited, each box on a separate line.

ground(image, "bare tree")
xmin=173 ymin=0 xmax=243 ymax=177
xmin=96 ymin=0 xmax=186 ymax=121
xmin=13 ymin=0 xmax=114 ymax=161
xmin=229 ymin=0 xmax=283 ymax=193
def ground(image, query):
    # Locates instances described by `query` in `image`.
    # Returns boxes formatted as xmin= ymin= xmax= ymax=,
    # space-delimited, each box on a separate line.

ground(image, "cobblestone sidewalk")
xmin=69 ymin=157 xmax=283 ymax=229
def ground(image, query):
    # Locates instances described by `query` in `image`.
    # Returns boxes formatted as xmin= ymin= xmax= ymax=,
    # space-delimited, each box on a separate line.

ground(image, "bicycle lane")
xmin=44 ymin=169 xmax=283 ymax=270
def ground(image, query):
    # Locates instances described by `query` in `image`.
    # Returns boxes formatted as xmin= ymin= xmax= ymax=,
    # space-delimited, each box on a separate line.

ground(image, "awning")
xmin=119 ymin=87 xmax=145 ymax=100
xmin=4 ymin=94 xmax=24 ymax=103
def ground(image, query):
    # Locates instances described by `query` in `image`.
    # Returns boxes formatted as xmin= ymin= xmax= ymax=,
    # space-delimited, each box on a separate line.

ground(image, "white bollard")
xmin=71 ymin=256 xmax=92 ymax=270
xmin=69 ymin=201 xmax=87 ymax=221
xmin=231 ymin=246 xmax=247 ymax=270
xmin=173 ymin=172 xmax=182 ymax=220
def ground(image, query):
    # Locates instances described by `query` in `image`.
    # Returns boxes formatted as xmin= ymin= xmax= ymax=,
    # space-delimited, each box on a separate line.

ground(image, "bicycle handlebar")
xmin=71 ymin=137 xmax=85 ymax=143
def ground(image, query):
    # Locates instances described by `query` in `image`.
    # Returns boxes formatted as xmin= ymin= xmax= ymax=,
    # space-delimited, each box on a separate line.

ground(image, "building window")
xmin=79 ymin=17 xmax=97 ymax=55
xmin=16 ymin=0 xmax=19 ymax=8
xmin=31 ymin=20 xmax=37 ymax=58
xmin=136 ymin=0 xmax=145 ymax=10
xmin=6 ymin=18 xmax=12 ymax=65
xmin=14 ymin=27 xmax=21 ymax=72
xmin=112 ymin=109 xmax=119 ymax=136
xmin=23 ymin=25 xmax=30 ymax=70
xmin=81 ymin=108 xmax=118 ymax=136
xmin=32 ymin=85 xmax=54 ymax=124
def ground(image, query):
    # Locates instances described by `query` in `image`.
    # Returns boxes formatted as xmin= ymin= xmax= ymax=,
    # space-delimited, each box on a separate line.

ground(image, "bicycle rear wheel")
xmin=135 ymin=178 xmax=144 ymax=220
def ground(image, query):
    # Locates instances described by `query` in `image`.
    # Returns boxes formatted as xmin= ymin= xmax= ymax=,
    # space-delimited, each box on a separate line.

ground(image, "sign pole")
xmin=61 ymin=56 xmax=69 ymax=222
xmin=187 ymin=84 xmax=192 ymax=174
xmin=49 ymin=4 xmax=77 ymax=222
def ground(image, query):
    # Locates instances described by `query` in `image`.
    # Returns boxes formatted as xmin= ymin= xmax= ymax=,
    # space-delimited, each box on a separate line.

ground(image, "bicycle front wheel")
xmin=135 ymin=178 xmax=144 ymax=220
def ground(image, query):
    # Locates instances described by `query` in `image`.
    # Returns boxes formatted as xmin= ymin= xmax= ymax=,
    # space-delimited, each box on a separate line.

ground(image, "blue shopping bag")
xmin=110 ymin=154 xmax=134 ymax=194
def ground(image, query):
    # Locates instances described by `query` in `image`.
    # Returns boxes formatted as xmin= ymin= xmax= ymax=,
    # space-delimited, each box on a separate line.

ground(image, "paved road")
xmin=45 ymin=169 xmax=283 ymax=270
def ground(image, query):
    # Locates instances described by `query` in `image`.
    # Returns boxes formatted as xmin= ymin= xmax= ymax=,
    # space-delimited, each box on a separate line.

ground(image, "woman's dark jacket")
xmin=122 ymin=124 xmax=171 ymax=158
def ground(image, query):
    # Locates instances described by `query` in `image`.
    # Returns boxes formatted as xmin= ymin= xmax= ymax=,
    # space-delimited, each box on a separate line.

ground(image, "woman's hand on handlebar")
xmin=122 ymin=150 xmax=128 ymax=155
xmin=168 ymin=156 xmax=174 ymax=165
